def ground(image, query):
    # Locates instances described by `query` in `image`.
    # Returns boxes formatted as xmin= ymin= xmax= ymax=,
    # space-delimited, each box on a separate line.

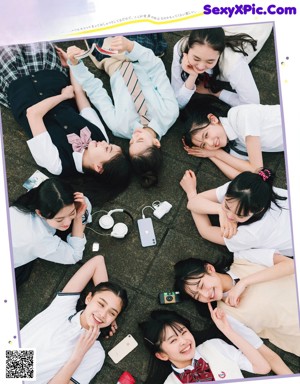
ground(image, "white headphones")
xmin=98 ymin=209 xmax=134 ymax=239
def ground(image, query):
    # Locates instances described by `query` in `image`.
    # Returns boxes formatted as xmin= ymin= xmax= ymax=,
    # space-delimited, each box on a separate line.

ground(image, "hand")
xmin=196 ymin=82 xmax=222 ymax=98
xmin=55 ymin=45 xmax=68 ymax=67
xmin=105 ymin=320 xmax=118 ymax=339
xmin=183 ymin=145 xmax=216 ymax=158
xmin=218 ymin=208 xmax=237 ymax=239
xmin=71 ymin=325 xmax=100 ymax=361
xmin=61 ymin=85 xmax=75 ymax=100
xmin=67 ymin=45 xmax=85 ymax=65
xmin=208 ymin=302 xmax=231 ymax=334
xmin=109 ymin=36 xmax=134 ymax=53
xmin=224 ymin=281 xmax=246 ymax=307
xmin=73 ymin=192 xmax=87 ymax=219
xmin=180 ymin=170 xmax=197 ymax=199
xmin=181 ymin=53 xmax=198 ymax=77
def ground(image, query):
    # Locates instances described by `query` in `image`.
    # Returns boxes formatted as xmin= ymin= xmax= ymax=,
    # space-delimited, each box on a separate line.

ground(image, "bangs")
xmin=160 ymin=322 xmax=185 ymax=343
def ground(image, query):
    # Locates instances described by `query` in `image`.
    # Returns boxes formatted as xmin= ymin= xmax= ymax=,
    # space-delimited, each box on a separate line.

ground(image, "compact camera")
xmin=159 ymin=291 xmax=181 ymax=305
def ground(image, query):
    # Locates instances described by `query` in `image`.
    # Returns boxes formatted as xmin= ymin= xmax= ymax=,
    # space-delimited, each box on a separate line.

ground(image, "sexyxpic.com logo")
xmin=203 ymin=4 xmax=297 ymax=18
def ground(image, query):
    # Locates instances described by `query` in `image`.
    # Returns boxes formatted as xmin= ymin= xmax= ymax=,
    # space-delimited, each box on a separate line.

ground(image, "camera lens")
xmin=165 ymin=295 xmax=173 ymax=302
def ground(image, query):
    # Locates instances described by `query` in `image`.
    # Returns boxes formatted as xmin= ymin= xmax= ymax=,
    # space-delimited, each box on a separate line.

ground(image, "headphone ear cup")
xmin=99 ymin=214 xmax=114 ymax=230
xmin=111 ymin=222 xmax=128 ymax=239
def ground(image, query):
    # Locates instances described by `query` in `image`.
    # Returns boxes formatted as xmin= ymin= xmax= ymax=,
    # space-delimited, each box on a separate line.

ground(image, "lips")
xmin=180 ymin=344 xmax=192 ymax=354
xmin=93 ymin=314 xmax=104 ymax=325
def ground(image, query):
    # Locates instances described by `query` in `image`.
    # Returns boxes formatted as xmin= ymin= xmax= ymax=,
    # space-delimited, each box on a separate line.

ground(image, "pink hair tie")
xmin=258 ymin=169 xmax=271 ymax=181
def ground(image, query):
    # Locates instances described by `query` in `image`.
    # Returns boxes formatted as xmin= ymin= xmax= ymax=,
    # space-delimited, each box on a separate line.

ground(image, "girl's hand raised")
xmin=224 ymin=281 xmax=246 ymax=307
xmin=218 ymin=207 xmax=237 ymax=239
xmin=109 ymin=36 xmax=134 ymax=53
xmin=73 ymin=192 xmax=87 ymax=219
xmin=67 ymin=45 xmax=85 ymax=66
xmin=180 ymin=170 xmax=197 ymax=199
xmin=181 ymin=53 xmax=198 ymax=77
xmin=70 ymin=325 xmax=100 ymax=362
xmin=208 ymin=302 xmax=231 ymax=334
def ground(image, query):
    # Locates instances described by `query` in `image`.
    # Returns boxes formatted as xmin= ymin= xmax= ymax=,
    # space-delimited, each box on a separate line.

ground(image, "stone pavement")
xmin=2 ymin=28 xmax=299 ymax=383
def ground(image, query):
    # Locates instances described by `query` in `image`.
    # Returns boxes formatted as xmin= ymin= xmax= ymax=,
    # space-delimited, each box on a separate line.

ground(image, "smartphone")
xmin=158 ymin=291 xmax=181 ymax=305
xmin=137 ymin=218 xmax=156 ymax=247
xmin=108 ymin=334 xmax=138 ymax=364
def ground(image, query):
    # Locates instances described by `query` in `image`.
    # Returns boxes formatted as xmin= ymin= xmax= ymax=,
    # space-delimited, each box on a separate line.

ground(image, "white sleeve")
xmin=219 ymin=59 xmax=260 ymax=107
xmin=234 ymin=249 xmax=276 ymax=267
xmin=79 ymin=106 xmax=109 ymax=142
xmin=226 ymin=315 xmax=263 ymax=349
xmin=72 ymin=341 xmax=105 ymax=384
xmin=216 ymin=182 xmax=230 ymax=203
xmin=26 ymin=131 xmax=62 ymax=175
xmin=171 ymin=41 xmax=195 ymax=109
xmin=29 ymin=233 xmax=86 ymax=264
xmin=206 ymin=339 xmax=254 ymax=373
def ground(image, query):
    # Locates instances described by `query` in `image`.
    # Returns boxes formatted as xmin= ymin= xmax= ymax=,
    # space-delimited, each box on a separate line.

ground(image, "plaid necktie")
xmin=119 ymin=61 xmax=150 ymax=126
xmin=176 ymin=357 xmax=214 ymax=383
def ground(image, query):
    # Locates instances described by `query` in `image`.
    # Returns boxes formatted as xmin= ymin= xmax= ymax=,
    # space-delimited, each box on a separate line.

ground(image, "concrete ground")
xmin=2 ymin=28 xmax=299 ymax=383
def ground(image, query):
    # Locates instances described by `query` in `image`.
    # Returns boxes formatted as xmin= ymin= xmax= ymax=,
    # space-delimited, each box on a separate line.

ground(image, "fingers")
xmin=66 ymin=45 xmax=85 ymax=65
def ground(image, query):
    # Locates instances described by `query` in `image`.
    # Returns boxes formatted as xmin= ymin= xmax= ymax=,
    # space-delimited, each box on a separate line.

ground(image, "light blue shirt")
xmin=69 ymin=42 xmax=179 ymax=140
xmin=10 ymin=197 xmax=92 ymax=268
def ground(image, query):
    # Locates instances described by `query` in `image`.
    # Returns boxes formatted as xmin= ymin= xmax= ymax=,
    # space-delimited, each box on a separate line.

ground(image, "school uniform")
xmin=164 ymin=339 xmax=253 ymax=383
xmin=220 ymin=104 xmax=283 ymax=159
xmin=69 ymin=41 xmax=179 ymax=140
xmin=219 ymin=257 xmax=300 ymax=356
xmin=0 ymin=43 xmax=109 ymax=176
xmin=10 ymin=196 xmax=92 ymax=268
xmin=216 ymin=182 xmax=293 ymax=256
xmin=21 ymin=293 xmax=105 ymax=384
xmin=171 ymin=23 xmax=272 ymax=109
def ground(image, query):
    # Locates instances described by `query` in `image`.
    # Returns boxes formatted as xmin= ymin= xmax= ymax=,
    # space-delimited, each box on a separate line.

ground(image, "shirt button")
xmin=54 ymin=114 xmax=57 ymax=117
xmin=64 ymin=125 xmax=68 ymax=129
xmin=31 ymin=74 xmax=35 ymax=78
xmin=33 ymin=80 xmax=37 ymax=83
xmin=39 ymin=92 xmax=43 ymax=96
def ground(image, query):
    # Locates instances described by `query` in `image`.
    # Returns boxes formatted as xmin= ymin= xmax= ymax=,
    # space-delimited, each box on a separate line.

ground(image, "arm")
xmin=63 ymin=255 xmax=108 ymax=293
xmin=219 ymin=58 xmax=260 ymax=107
xmin=26 ymin=86 xmax=75 ymax=137
xmin=171 ymin=41 xmax=196 ymax=109
xmin=208 ymin=303 xmax=270 ymax=374
xmin=48 ymin=256 xmax=108 ymax=384
xmin=227 ymin=315 xmax=293 ymax=375
xmin=67 ymin=46 xmax=120 ymax=132
xmin=225 ymin=253 xmax=294 ymax=307
xmin=185 ymin=136 xmax=263 ymax=179
xmin=48 ymin=327 xmax=100 ymax=384
xmin=180 ymin=170 xmax=232 ymax=243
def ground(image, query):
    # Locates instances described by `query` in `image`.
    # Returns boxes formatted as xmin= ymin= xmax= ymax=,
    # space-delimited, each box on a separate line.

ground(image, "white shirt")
xmin=220 ymin=104 xmax=283 ymax=158
xmin=216 ymin=182 xmax=293 ymax=256
xmin=27 ymin=107 xmax=108 ymax=175
xmin=234 ymin=248 xmax=277 ymax=267
xmin=165 ymin=339 xmax=253 ymax=383
xmin=10 ymin=196 xmax=92 ymax=268
xmin=69 ymin=42 xmax=179 ymax=140
xmin=21 ymin=293 xmax=104 ymax=384
xmin=171 ymin=23 xmax=273 ymax=109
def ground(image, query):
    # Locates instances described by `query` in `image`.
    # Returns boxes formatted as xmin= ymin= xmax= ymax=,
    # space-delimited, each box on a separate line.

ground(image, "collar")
xmin=68 ymin=310 xmax=83 ymax=330
xmin=72 ymin=150 xmax=84 ymax=173
xmin=172 ymin=350 xmax=201 ymax=374
xmin=219 ymin=117 xmax=237 ymax=141
xmin=222 ymin=271 xmax=240 ymax=299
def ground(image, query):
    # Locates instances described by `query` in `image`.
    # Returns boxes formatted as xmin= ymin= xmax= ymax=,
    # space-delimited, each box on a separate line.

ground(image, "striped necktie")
xmin=119 ymin=61 xmax=150 ymax=126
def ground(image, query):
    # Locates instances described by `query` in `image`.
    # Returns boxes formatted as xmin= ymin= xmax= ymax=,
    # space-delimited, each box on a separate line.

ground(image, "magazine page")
xmin=1 ymin=1 xmax=299 ymax=383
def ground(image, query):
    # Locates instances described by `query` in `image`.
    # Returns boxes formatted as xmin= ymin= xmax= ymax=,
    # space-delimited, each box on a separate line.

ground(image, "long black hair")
xmin=225 ymin=168 xmax=287 ymax=226
xmin=130 ymin=146 xmax=163 ymax=188
xmin=12 ymin=178 xmax=75 ymax=218
xmin=179 ymin=27 xmax=257 ymax=93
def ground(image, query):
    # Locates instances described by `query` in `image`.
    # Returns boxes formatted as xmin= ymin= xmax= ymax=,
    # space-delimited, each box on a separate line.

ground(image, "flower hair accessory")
xmin=258 ymin=169 xmax=271 ymax=181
